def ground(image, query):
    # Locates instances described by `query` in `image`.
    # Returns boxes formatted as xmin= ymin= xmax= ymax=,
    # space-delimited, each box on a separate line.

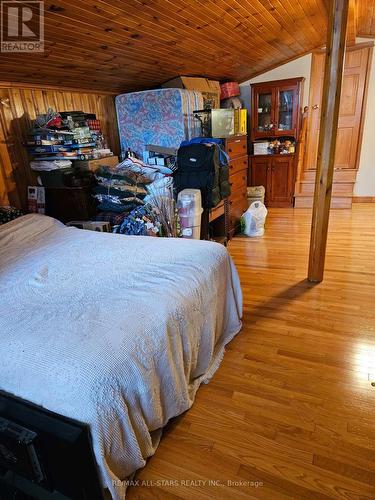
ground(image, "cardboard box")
xmin=66 ymin=221 xmax=111 ymax=232
xmin=73 ymin=155 xmax=119 ymax=172
xmin=28 ymin=186 xmax=45 ymax=214
xmin=220 ymin=82 xmax=240 ymax=99
xmin=162 ymin=76 xmax=220 ymax=109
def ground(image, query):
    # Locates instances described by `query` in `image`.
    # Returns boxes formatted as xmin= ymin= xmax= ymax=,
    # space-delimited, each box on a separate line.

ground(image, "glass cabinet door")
xmin=277 ymin=89 xmax=294 ymax=132
xmin=256 ymin=92 xmax=273 ymax=133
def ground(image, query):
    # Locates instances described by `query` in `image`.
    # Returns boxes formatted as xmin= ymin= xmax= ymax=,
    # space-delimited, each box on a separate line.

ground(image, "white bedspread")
xmin=0 ymin=214 xmax=242 ymax=499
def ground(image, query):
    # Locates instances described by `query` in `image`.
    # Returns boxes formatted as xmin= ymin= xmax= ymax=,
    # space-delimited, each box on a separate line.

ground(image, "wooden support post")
xmin=308 ymin=0 xmax=350 ymax=283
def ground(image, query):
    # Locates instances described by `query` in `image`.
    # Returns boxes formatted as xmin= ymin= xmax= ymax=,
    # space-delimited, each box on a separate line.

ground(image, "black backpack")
xmin=174 ymin=143 xmax=230 ymax=209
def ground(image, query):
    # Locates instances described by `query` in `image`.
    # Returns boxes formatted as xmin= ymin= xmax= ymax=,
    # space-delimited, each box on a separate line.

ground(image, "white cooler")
xmin=177 ymin=189 xmax=203 ymax=239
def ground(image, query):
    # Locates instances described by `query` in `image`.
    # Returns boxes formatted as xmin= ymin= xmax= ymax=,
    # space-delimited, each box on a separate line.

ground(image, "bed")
xmin=0 ymin=214 xmax=242 ymax=499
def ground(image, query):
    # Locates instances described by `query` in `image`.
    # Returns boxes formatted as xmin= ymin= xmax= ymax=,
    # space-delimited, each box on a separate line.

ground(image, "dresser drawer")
xmin=230 ymin=169 xmax=247 ymax=193
xmin=230 ymin=184 xmax=247 ymax=202
xmin=229 ymin=191 xmax=248 ymax=230
xmin=226 ymin=135 xmax=248 ymax=158
xmin=209 ymin=200 xmax=225 ymax=222
xmin=229 ymin=155 xmax=248 ymax=175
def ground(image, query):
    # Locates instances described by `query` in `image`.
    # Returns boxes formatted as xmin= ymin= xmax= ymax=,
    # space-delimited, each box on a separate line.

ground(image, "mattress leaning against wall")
xmin=115 ymin=89 xmax=203 ymax=158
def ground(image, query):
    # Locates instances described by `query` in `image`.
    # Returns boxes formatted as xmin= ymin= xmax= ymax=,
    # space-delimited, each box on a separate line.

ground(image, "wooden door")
xmin=268 ymin=156 xmax=294 ymax=207
xmin=305 ymin=46 xmax=371 ymax=172
xmin=251 ymin=156 xmax=270 ymax=203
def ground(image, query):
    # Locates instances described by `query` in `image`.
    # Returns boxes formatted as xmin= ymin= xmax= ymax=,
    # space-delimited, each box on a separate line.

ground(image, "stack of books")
xmin=26 ymin=112 xmax=113 ymax=162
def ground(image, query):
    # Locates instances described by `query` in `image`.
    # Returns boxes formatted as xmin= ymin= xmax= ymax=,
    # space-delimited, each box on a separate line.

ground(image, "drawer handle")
xmin=235 ymin=139 xmax=240 ymax=143
xmin=229 ymin=148 xmax=232 ymax=153
xmin=229 ymin=182 xmax=233 ymax=186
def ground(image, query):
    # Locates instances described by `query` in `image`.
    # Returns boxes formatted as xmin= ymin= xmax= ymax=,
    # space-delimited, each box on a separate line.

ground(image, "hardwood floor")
xmin=127 ymin=204 xmax=375 ymax=499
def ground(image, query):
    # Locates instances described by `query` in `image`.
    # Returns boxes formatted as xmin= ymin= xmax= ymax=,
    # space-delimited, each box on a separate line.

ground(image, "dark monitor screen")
xmin=0 ymin=391 xmax=104 ymax=500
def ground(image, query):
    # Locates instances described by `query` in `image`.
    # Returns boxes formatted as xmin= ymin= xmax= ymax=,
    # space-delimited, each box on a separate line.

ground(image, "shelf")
xmin=250 ymin=153 xmax=295 ymax=158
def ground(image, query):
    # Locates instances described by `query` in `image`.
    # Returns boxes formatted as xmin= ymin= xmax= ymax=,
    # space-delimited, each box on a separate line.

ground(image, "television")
xmin=0 ymin=391 xmax=104 ymax=499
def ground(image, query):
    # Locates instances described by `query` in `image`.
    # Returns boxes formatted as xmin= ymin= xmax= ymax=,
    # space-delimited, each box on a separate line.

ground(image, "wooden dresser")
xmin=224 ymin=135 xmax=248 ymax=237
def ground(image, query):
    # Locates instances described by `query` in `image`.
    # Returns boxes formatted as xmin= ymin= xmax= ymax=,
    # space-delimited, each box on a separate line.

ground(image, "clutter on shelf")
xmin=253 ymin=138 xmax=296 ymax=155
xmin=27 ymin=109 xmax=113 ymax=161
xmin=26 ymin=108 xmax=115 ymax=188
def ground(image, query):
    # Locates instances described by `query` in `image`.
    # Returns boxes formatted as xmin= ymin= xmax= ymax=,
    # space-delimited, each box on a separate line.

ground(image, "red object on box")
xmin=87 ymin=119 xmax=101 ymax=132
xmin=220 ymin=82 xmax=240 ymax=100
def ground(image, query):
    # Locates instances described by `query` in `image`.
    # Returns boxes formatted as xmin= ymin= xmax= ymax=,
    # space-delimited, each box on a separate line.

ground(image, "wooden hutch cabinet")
xmin=251 ymin=155 xmax=295 ymax=207
xmin=250 ymin=77 xmax=304 ymax=207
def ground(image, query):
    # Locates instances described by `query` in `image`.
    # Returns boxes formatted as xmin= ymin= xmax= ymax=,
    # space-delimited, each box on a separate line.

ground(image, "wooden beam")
xmin=308 ymin=0 xmax=350 ymax=283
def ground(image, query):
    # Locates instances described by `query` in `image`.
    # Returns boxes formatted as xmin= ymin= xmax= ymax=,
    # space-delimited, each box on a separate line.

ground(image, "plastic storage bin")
xmin=193 ymin=109 xmax=234 ymax=138
xmin=177 ymin=189 xmax=203 ymax=239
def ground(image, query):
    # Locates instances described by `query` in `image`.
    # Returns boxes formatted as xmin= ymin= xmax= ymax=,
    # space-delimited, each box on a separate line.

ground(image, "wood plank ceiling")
xmin=0 ymin=0 xmax=330 ymax=93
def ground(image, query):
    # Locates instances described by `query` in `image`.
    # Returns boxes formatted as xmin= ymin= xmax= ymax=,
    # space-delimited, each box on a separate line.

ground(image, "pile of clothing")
xmin=94 ymin=158 xmax=153 ymax=221
xmin=30 ymin=159 xmax=72 ymax=172
xmin=113 ymin=205 xmax=160 ymax=236
xmin=94 ymin=157 xmax=175 ymax=235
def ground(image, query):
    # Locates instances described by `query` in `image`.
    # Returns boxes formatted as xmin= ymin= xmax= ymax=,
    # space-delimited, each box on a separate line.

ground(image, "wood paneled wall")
xmin=0 ymin=85 xmax=120 ymax=209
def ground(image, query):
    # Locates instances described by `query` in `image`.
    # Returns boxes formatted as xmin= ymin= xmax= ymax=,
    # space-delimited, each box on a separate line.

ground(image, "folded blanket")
xmin=93 ymin=185 xmax=146 ymax=199
xmin=95 ymin=166 xmax=153 ymax=185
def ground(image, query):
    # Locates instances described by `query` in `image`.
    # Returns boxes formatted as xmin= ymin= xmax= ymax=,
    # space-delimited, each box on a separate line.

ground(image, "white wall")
xmin=239 ymin=54 xmax=312 ymax=111
xmin=240 ymin=47 xmax=375 ymax=197
xmin=354 ymin=40 xmax=375 ymax=196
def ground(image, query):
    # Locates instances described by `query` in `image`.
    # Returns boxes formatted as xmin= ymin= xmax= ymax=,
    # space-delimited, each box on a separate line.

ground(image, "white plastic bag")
xmin=243 ymin=201 xmax=268 ymax=237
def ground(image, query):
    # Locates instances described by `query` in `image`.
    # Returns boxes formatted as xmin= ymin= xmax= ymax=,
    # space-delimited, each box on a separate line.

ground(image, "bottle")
xmin=125 ymin=147 xmax=132 ymax=159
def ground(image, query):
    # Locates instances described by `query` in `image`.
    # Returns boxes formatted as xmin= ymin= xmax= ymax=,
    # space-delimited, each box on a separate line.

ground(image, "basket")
xmin=247 ymin=186 xmax=265 ymax=206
